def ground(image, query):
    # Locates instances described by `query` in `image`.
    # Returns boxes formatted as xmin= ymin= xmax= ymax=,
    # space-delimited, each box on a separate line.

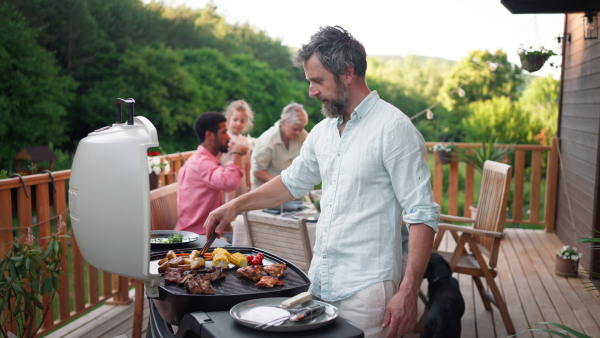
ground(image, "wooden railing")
xmin=0 ymin=151 xmax=194 ymax=337
xmin=424 ymin=137 xmax=559 ymax=231
xmin=0 ymin=140 xmax=558 ymax=336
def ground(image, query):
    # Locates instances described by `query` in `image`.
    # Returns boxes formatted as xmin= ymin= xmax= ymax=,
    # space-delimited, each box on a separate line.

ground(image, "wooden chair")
xmin=149 ymin=182 xmax=179 ymax=231
xmin=432 ymin=160 xmax=515 ymax=334
xmin=242 ymin=211 xmax=313 ymax=272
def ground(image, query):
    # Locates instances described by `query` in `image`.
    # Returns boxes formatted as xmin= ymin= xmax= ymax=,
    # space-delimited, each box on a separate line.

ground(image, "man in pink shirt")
xmin=175 ymin=112 xmax=248 ymax=235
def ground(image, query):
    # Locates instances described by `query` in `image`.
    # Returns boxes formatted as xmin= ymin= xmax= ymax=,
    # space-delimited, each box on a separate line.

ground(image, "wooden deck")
xmin=43 ymin=229 xmax=600 ymax=338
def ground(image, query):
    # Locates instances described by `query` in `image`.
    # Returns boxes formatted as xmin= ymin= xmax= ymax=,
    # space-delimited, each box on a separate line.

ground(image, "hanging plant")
xmin=517 ymin=45 xmax=557 ymax=73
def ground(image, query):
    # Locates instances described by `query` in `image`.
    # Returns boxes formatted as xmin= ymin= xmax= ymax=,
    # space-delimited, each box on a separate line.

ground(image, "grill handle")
xmin=114 ymin=98 xmax=136 ymax=125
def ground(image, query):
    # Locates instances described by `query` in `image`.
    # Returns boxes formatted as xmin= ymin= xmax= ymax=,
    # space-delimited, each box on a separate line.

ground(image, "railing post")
xmin=544 ymin=137 xmax=560 ymax=232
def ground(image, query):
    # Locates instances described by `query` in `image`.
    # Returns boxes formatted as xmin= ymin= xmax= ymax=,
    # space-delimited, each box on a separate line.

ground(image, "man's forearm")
xmin=401 ymin=224 xmax=435 ymax=292
xmin=231 ymin=176 xmax=293 ymax=214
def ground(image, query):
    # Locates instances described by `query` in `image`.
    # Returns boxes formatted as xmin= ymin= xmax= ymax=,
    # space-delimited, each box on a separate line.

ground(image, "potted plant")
xmin=428 ymin=143 xmax=455 ymax=165
xmin=147 ymin=151 xmax=171 ymax=190
xmin=454 ymin=140 xmax=516 ymax=218
xmin=555 ymin=245 xmax=581 ymax=277
xmin=517 ymin=45 xmax=557 ymax=73
xmin=0 ymin=230 xmax=67 ymax=338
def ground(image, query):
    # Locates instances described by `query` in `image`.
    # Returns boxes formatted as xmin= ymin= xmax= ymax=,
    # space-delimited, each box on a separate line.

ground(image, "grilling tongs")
xmin=200 ymin=230 xmax=218 ymax=256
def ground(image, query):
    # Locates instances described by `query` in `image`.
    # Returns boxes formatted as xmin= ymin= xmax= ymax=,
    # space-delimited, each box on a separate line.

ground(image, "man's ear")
xmin=205 ymin=130 xmax=214 ymax=143
xmin=342 ymin=65 xmax=355 ymax=85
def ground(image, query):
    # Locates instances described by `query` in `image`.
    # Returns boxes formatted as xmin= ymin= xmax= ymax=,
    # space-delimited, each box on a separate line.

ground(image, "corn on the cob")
xmin=212 ymin=253 xmax=229 ymax=268
xmin=229 ymin=252 xmax=248 ymax=267
xmin=212 ymin=247 xmax=231 ymax=257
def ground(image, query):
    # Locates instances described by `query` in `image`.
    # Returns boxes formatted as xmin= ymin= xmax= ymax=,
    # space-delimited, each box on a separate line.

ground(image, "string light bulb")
xmin=426 ymin=109 xmax=434 ymax=120
xmin=457 ymin=87 xmax=466 ymax=97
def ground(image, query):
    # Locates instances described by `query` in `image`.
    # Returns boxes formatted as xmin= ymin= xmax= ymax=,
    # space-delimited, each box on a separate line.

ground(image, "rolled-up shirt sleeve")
xmin=383 ymin=117 xmax=439 ymax=232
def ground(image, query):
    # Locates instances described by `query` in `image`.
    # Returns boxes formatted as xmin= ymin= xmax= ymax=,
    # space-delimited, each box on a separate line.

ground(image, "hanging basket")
xmin=554 ymin=256 xmax=579 ymax=277
xmin=519 ymin=53 xmax=551 ymax=73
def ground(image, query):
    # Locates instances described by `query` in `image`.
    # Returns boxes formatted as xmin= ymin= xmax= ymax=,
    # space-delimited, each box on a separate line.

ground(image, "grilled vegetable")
xmin=212 ymin=247 xmax=231 ymax=258
xmin=190 ymin=258 xmax=205 ymax=269
xmin=212 ymin=253 xmax=229 ymax=268
xmin=189 ymin=250 xmax=201 ymax=259
xmin=167 ymin=250 xmax=176 ymax=260
xmin=229 ymin=252 xmax=248 ymax=267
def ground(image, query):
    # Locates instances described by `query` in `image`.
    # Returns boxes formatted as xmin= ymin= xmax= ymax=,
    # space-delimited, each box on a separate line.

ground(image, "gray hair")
xmin=281 ymin=102 xmax=308 ymax=126
xmin=224 ymin=99 xmax=254 ymax=133
xmin=292 ymin=25 xmax=367 ymax=78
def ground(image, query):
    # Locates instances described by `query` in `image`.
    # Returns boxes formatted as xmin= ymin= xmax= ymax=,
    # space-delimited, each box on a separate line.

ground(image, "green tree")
xmin=461 ymin=96 xmax=538 ymax=145
xmin=437 ymin=49 xmax=523 ymax=141
xmin=518 ymin=75 xmax=559 ymax=145
xmin=0 ymin=4 xmax=77 ymax=169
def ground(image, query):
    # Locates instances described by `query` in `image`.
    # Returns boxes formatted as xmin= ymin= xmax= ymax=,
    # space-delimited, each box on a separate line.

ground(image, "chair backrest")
xmin=242 ymin=211 xmax=313 ymax=272
xmin=473 ymin=160 xmax=512 ymax=267
xmin=149 ymin=182 xmax=179 ymax=231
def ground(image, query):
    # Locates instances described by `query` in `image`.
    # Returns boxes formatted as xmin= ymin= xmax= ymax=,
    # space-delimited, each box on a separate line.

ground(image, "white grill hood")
xmin=69 ymin=98 xmax=161 ymax=297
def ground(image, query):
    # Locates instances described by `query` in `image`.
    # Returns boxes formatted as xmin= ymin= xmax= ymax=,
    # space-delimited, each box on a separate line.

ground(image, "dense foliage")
xmin=0 ymin=0 xmax=559 ymax=172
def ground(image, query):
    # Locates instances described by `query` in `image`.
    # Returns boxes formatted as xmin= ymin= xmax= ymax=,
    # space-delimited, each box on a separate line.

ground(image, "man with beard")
xmin=251 ymin=102 xmax=309 ymax=189
xmin=175 ymin=112 xmax=247 ymax=235
xmin=204 ymin=26 xmax=439 ymax=338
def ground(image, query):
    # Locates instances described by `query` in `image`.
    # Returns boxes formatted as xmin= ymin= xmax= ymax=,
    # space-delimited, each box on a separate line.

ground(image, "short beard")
xmin=321 ymin=79 xmax=349 ymax=119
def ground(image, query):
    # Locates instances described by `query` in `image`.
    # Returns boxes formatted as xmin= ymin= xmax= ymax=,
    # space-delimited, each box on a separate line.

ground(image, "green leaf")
xmin=32 ymin=295 xmax=44 ymax=310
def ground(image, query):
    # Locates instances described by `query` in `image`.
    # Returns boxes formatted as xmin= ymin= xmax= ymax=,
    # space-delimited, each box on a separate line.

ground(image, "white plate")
xmin=230 ymin=297 xmax=338 ymax=332
xmin=150 ymin=230 xmax=199 ymax=246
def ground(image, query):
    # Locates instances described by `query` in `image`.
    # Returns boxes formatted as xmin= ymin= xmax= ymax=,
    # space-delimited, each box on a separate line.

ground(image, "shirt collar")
xmin=335 ymin=90 xmax=380 ymax=125
xmin=273 ymin=120 xmax=284 ymax=145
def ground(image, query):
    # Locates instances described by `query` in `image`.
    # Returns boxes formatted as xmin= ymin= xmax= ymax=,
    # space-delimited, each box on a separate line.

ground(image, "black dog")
xmin=421 ymin=252 xmax=465 ymax=338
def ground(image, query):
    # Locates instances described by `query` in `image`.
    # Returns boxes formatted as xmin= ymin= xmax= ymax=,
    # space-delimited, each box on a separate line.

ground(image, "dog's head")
xmin=424 ymin=252 xmax=453 ymax=283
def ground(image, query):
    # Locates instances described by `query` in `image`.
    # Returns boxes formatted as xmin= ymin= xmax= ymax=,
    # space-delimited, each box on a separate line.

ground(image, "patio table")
xmin=232 ymin=207 xmax=318 ymax=248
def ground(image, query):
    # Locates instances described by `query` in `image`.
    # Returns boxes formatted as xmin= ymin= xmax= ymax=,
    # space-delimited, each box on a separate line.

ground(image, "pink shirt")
xmin=175 ymin=146 xmax=243 ymax=235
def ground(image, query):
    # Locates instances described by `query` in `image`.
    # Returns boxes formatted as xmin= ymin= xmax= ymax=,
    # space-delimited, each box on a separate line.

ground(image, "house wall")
xmin=557 ymin=13 xmax=600 ymax=273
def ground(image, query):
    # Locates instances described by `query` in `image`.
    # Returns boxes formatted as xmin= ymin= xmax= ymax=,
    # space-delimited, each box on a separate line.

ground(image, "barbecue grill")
xmin=69 ymin=99 xmax=363 ymax=337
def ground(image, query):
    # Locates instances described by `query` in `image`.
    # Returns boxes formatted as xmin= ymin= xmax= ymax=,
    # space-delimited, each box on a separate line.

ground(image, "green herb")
xmin=169 ymin=234 xmax=183 ymax=243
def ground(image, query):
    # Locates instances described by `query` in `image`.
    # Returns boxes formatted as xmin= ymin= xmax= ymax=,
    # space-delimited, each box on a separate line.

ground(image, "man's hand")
xmin=382 ymin=286 xmax=419 ymax=337
xmin=204 ymin=202 xmax=237 ymax=237
xmin=230 ymin=142 xmax=248 ymax=156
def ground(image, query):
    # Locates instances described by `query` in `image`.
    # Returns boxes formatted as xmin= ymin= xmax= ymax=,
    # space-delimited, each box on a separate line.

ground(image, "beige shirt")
xmin=251 ymin=120 xmax=308 ymax=189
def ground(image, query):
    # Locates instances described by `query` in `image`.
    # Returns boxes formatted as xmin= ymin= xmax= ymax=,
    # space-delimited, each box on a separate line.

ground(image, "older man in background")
xmin=251 ymin=102 xmax=308 ymax=189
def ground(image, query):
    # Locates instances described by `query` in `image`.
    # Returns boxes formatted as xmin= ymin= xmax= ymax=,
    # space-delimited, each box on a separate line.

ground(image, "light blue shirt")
xmin=281 ymin=91 xmax=439 ymax=301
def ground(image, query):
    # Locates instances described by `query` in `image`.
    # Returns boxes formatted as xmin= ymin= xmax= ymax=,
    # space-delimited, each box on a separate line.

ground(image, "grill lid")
xmin=69 ymin=98 xmax=162 ymax=297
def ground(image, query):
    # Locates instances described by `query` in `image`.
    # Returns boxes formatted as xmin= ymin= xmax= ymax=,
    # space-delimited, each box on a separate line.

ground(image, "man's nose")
xmin=309 ymin=85 xmax=319 ymax=98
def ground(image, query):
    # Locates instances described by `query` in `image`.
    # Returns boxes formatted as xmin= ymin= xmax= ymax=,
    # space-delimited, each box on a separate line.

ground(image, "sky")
xmin=161 ymin=0 xmax=566 ymax=78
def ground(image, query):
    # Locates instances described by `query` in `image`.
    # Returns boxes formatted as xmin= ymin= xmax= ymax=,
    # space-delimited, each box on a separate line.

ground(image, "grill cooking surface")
xmin=151 ymin=247 xmax=311 ymax=325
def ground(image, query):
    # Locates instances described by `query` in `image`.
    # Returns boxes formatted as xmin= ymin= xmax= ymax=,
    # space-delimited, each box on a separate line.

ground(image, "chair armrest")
xmin=440 ymin=214 xmax=475 ymax=223
xmin=438 ymin=223 xmax=505 ymax=239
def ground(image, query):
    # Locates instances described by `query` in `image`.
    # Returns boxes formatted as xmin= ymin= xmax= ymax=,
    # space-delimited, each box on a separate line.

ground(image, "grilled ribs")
xmin=256 ymin=275 xmax=284 ymax=288
xmin=185 ymin=277 xmax=215 ymax=295
xmin=237 ymin=265 xmax=264 ymax=282
xmin=164 ymin=267 xmax=183 ymax=284
xmin=200 ymin=266 xmax=226 ymax=282
xmin=264 ymin=263 xmax=287 ymax=278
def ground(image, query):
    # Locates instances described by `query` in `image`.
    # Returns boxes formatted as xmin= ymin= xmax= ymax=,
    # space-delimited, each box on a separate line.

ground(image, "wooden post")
xmin=132 ymin=281 xmax=145 ymax=338
xmin=544 ymin=137 xmax=560 ymax=232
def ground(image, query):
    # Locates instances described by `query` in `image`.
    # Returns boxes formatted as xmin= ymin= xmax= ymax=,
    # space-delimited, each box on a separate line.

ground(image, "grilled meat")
xmin=164 ymin=267 xmax=183 ymax=284
xmin=185 ymin=277 xmax=215 ymax=295
xmin=256 ymin=275 xmax=284 ymax=288
xmin=177 ymin=270 xmax=197 ymax=285
xmin=264 ymin=263 xmax=287 ymax=278
xmin=237 ymin=265 xmax=264 ymax=282
xmin=200 ymin=267 xmax=226 ymax=282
